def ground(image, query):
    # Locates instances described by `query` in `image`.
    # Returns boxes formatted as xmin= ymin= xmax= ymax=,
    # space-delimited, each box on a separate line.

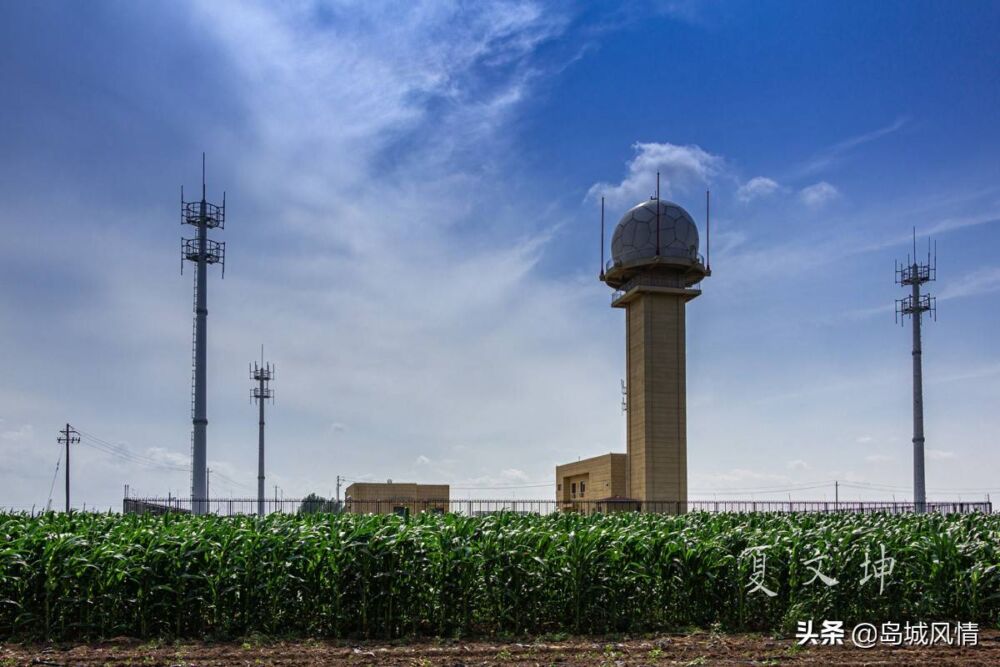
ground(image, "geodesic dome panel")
xmin=610 ymin=200 xmax=700 ymax=265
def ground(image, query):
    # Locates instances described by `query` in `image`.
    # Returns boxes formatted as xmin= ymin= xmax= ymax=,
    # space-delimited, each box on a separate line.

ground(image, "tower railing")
xmin=611 ymin=272 xmax=703 ymax=302
xmin=605 ymin=252 xmax=706 ymax=273
xmin=182 ymin=238 xmax=226 ymax=267
xmin=182 ymin=200 xmax=225 ymax=228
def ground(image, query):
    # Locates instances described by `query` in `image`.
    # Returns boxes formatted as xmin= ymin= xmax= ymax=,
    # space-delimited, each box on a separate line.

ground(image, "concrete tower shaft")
xmin=621 ymin=290 xmax=696 ymax=503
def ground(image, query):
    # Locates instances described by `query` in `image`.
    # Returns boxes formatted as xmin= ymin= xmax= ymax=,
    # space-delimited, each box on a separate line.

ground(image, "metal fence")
xmin=123 ymin=497 xmax=993 ymax=517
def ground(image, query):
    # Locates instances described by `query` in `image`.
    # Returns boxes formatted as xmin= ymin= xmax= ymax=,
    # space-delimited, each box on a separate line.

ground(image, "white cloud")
xmin=856 ymin=435 xmax=875 ymax=444
xmin=865 ymin=454 xmax=892 ymax=463
xmin=786 ymin=459 xmax=809 ymax=471
xmin=415 ymin=455 xmax=431 ymax=465
xmin=938 ymin=266 xmax=1000 ymax=301
xmin=145 ymin=447 xmax=189 ymax=468
xmin=0 ymin=424 xmax=33 ymax=442
xmin=587 ymin=141 xmax=723 ymax=209
xmin=927 ymin=449 xmax=956 ymax=460
xmin=737 ymin=176 xmax=779 ymax=203
xmin=500 ymin=468 xmax=530 ymax=482
xmin=799 ymin=181 xmax=839 ymax=207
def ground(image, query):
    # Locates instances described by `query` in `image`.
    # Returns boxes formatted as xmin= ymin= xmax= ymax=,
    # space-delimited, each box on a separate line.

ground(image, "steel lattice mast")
xmin=181 ymin=155 xmax=226 ymax=515
xmin=895 ymin=230 xmax=936 ymax=513
xmin=251 ymin=347 xmax=274 ymax=517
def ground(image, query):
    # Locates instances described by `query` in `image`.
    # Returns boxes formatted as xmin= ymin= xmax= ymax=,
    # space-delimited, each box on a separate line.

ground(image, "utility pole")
xmin=834 ymin=480 xmax=838 ymax=509
xmin=181 ymin=154 xmax=226 ymax=515
xmin=251 ymin=347 xmax=274 ymax=517
xmin=895 ymin=230 xmax=936 ymax=513
xmin=57 ymin=424 xmax=80 ymax=513
xmin=206 ymin=467 xmax=211 ymax=503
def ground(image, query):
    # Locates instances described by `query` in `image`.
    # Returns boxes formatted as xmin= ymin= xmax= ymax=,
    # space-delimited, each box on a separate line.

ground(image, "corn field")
xmin=1 ymin=511 xmax=998 ymax=640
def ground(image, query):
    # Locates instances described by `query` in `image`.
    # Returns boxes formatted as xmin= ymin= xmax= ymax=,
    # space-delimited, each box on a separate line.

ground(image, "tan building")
xmin=556 ymin=453 xmax=628 ymax=513
xmin=557 ymin=199 xmax=709 ymax=512
xmin=344 ymin=481 xmax=449 ymax=516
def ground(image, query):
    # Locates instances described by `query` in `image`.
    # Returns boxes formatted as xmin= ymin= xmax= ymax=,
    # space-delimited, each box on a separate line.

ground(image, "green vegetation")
xmin=1 ymin=511 xmax=998 ymax=640
xmin=297 ymin=493 xmax=339 ymax=514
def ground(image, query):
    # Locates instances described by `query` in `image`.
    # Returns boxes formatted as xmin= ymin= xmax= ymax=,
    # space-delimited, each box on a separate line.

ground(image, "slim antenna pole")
xmin=252 ymin=347 xmax=274 ymax=517
xmin=895 ymin=231 xmax=937 ymax=513
xmin=182 ymin=156 xmax=227 ymax=515
xmin=706 ymin=189 xmax=711 ymax=271
xmin=599 ymin=197 xmax=606 ymax=278
xmin=655 ymin=171 xmax=661 ymax=257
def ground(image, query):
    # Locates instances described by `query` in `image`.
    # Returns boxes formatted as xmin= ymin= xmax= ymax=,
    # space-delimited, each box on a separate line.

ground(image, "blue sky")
xmin=1 ymin=1 xmax=998 ymax=510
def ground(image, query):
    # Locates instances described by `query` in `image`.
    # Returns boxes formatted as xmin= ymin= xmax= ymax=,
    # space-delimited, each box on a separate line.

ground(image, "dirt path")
xmin=3 ymin=630 xmax=998 ymax=666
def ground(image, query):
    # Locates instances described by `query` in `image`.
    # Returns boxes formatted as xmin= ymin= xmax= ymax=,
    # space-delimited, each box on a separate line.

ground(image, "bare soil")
xmin=3 ymin=630 xmax=998 ymax=666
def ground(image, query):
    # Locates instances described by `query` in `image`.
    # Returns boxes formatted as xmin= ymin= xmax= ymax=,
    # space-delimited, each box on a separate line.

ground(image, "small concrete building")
xmin=344 ymin=481 xmax=449 ymax=516
xmin=556 ymin=453 xmax=628 ymax=513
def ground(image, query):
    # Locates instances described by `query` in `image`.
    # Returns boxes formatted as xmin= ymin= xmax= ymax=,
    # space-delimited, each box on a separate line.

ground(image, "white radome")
xmin=610 ymin=200 xmax=700 ymax=266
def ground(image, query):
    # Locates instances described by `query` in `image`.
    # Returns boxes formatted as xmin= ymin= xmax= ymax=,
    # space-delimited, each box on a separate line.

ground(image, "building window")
xmin=557 ymin=483 xmax=561 ymax=491
xmin=580 ymin=482 xmax=586 ymax=494
xmin=571 ymin=482 xmax=576 ymax=493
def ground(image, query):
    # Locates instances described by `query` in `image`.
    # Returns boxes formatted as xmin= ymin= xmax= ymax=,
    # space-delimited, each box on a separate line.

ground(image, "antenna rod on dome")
xmin=599 ymin=196 xmax=606 ymax=279
xmin=655 ymin=171 xmax=661 ymax=257
xmin=706 ymin=189 xmax=711 ymax=272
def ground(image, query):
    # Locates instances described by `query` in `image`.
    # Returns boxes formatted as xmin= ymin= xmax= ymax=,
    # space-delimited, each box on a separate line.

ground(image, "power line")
xmin=77 ymin=435 xmax=189 ymax=472
xmin=690 ymin=480 xmax=838 ymax=494
xmin=77 ymin=430 xmax=252 ymax=491
xmin=690 ymin=483 xmax=835 ymax=496
xmin=211 ymin=469 xmax=252 ymax=490
xmin=77 ymin=429 xmax=187 ymax=467
xmin=841 ymin=480 xmax=1000 ymax=494
xmin=45 ymin=447 xmax=62 ymax=512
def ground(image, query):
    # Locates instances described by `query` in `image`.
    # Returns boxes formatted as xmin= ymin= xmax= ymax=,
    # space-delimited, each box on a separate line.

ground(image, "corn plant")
xmin=1 ymin=510 xmax=998 ymax=640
